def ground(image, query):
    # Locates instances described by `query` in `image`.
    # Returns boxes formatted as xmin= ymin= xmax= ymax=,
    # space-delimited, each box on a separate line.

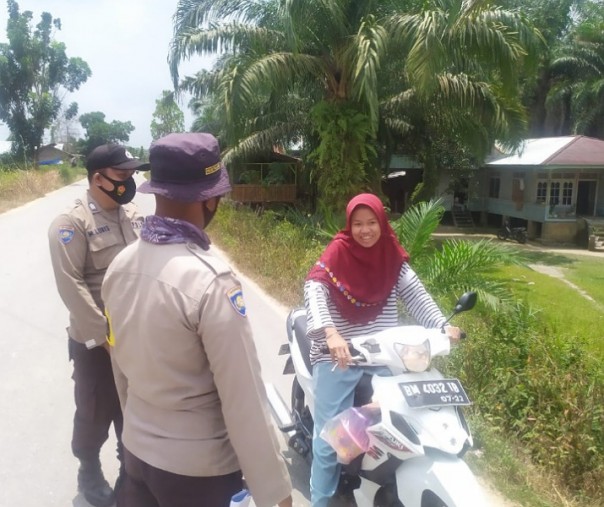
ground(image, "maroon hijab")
xmin=306 ymin=193 xmax=410 ymax=324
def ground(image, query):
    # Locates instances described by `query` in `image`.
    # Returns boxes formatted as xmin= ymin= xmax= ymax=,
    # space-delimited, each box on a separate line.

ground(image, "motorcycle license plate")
xmin=398 ymin=379 xmax=471 ymax=408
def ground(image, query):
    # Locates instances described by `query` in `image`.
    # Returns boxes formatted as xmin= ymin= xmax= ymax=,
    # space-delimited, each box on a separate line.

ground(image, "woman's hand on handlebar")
xmin=444 ymin=325 xmax=463 ymax=344
xmin=325 ymin=328 xmax=352 ymax=370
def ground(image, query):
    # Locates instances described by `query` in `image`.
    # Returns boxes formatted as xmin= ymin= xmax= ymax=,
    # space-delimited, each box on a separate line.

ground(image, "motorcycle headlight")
xmin=394 ymin=340 xmax=431 ymax=372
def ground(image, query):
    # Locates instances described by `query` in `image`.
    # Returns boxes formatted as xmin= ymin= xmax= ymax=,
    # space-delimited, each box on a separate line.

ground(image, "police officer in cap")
xmin=48 ymin=144 xmax=149 ymax=507
xmin=102 ymin=133 xmax=293 ymax=507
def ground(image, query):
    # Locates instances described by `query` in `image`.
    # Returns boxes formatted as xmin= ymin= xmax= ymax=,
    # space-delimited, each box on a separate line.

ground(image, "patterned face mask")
xmin=97 ymin=173 xmax=136 ymax=205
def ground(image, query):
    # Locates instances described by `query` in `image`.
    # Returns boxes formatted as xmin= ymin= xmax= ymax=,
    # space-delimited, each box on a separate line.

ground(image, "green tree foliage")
xmin=309 ymin=101 xmax=377 ymax=208
xmin=390 ymin=198 xmax=525 ymax=308
xmin=498 ymin=0 xmax=604 ymax=138
xmin=150 ymin=90 xmax=185 ymax=141
xmin=64 ymin=102 xmax=78 ymax=121
xmin=188 ymin=94 xmax=227 ymax=144
xmin=0 ymin=0 xmax=91 ymax=160
xmin=78 ymin=112 xmax=134 ymax=155
xmin=169 ymin=0 xmax=542 ymax=209
xmin=50 ymin=101 xmax=79 ymax=146
xmin=546 ymin=1 xmax=604 ymax=137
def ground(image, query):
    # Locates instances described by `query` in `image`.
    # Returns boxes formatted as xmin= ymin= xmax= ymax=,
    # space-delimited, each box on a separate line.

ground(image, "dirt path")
xmin=434 ymin=227 xmax=604 ymax=258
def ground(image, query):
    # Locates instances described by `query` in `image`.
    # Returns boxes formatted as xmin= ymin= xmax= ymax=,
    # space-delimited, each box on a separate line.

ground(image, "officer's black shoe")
xmin=77 ymin=459 xmax=115 ymax=507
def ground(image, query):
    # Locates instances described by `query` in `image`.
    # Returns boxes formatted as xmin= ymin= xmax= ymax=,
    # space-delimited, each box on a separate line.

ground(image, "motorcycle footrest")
xmin=288 ymin=433 xmax=310 ymax=457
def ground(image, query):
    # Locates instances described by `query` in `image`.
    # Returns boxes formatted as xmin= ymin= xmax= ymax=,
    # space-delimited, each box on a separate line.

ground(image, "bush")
xmin=210 ymin=201 xmax=325 ymax=307
xmin=449 ymin=303 xmax=604 ymax=503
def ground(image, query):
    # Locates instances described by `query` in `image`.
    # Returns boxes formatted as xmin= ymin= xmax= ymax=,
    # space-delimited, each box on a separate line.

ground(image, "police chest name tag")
xmin=227 ymin=286 xmax=246 ymax=317
xmin=59 ymin=226 xmax=75 ymax=244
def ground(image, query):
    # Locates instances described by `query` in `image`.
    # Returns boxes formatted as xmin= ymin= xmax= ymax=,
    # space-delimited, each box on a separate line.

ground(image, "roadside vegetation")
xmin=0 ymin=163 xmax=85 ymax=214
xmin=209 ymin=200 xmax=604 ymax=507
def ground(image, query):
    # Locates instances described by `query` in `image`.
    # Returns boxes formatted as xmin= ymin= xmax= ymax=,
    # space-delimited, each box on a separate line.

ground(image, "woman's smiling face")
xmin=350 ymin=205 xmax=381 ymax=248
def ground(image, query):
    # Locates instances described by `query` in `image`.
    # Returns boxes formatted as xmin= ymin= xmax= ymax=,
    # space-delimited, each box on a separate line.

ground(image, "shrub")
xmin=210 ymin=201 xmax=324 ymax=307
xmin=449 ymin=303 xmax=604 ymax=503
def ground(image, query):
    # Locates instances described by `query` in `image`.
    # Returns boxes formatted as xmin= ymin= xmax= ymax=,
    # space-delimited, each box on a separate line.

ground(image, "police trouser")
xmin=69 ymin=338 xmax=123 ymax=462
xmin=117 ymin=447 xmax=243 ymax=507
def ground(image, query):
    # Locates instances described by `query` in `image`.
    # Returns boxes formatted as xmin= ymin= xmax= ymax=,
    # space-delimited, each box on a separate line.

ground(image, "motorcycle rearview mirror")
xmin=454 ymin=291 xmax=477 ymax=313
xmin=442 ymin=291 xmax=478 ymax=327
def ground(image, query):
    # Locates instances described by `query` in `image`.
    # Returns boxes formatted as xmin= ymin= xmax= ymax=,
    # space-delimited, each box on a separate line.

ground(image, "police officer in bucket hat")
xmin=101 ymin=133 xmax=293 ymax=507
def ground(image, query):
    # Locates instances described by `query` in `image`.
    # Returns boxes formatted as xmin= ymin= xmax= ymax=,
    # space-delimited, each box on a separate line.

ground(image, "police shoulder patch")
xmin=226 ymin=285 xmax=246 ymax=317
xmin=58 ymin=226 xmax=75 ymax=244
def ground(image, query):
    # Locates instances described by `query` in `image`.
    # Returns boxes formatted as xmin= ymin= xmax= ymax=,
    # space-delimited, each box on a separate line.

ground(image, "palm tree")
xmin=546 ymin=13 xmax=604 ymax=137
xmin=170 ymin=0 xmax=542 ymax=209
xmin=390 ymin=198 xmax=526 ymax=309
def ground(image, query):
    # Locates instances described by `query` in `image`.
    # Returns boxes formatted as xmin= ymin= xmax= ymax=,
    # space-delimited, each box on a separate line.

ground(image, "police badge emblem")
xmin=227 ymin=286 xmax=246 ymax=317
xmin=59 ymin=226 xmax=75 ymax=244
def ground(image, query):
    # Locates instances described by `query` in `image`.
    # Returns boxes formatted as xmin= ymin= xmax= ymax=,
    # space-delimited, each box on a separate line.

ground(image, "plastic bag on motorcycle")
xmin=320 ymin=404 xmax=381 ymax=464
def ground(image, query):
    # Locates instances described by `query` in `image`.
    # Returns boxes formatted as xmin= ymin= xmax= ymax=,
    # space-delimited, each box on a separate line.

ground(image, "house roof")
xmin=488 ymin=136 xmax=604 ymax=167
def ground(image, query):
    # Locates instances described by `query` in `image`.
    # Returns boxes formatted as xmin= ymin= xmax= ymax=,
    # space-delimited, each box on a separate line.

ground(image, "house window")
xmin=562 ymin=181 xmax=573 ymax=205
xmin=549 ymin=182 xmax=560 ymax=205
xmin=489 ymin=177 xmax=500 ymax=198
xmin=536 ymin=181 xmax=547 ymax=203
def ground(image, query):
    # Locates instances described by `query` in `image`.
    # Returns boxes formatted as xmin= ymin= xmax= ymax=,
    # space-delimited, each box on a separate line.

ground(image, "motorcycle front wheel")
xmin=374 ymin=484 xmax=403 ymax=507
xmin=421 ymin=490 xmax=447 ymax=507
xmin=496 ymin=230 xmax=507 ymax=241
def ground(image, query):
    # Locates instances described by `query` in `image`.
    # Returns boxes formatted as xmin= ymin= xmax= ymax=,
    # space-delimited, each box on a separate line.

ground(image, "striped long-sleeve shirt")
xmin=304 ymin=262 xmax=446 ymax=365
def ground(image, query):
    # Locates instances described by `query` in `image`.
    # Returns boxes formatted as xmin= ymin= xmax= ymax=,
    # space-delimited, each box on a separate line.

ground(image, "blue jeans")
xmin=310 ymin=362 xmax=389 ymax=507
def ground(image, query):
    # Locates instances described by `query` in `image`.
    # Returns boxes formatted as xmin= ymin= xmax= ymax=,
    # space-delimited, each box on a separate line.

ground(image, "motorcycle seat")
xmin=290 ymin=308 xmax=313 ymax=375
xmin=288 ymin=309 xmax=375 ymax=407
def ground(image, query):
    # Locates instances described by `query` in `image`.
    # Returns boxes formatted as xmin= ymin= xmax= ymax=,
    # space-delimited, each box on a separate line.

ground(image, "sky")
xmin=0 ymin=0 xmax=214 ymax=149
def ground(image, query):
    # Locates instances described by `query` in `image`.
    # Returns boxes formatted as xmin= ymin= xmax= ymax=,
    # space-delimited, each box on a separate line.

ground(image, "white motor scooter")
xmin=266 ymin=292 xmax=489 ymax=506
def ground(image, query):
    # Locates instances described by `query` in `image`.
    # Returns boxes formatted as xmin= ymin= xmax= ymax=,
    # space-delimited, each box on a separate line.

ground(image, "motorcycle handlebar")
xmin=321 ymin=331 xmax=467 ymax=354
xmin=319 ymin=344 xmax=360 ymax=355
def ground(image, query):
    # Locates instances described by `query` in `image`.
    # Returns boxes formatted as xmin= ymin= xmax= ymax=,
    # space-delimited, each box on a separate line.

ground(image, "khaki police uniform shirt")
xmin=102 ymin=240 xmax=291 ymax=507
xmin=48 ymin=191 xmax=144 ymax=349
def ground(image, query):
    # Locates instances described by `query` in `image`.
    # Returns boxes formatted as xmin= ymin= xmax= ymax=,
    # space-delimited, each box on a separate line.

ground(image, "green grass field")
xmin=496 ymin=260 xmax=604 ymax=358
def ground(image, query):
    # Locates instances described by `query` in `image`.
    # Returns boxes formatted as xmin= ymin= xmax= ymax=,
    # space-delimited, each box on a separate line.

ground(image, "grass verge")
xmin=495 ymin=264 xmax=604 ymax=358
xmin=0 ymin=165 xmax=86 ymax=214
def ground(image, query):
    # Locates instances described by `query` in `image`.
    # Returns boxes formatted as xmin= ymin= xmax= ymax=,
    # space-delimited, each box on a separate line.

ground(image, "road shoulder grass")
xmin=0 ymin=165 xmax=85 ymax=214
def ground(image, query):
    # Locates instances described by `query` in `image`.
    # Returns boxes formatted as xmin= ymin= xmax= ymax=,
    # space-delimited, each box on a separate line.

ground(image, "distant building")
xmin=384 ymin=136 xmax=604 ymax=245
xmin=37 ymin=143 xmax=76 ymax=165
xmin=228 ymin=150 xmax=302 ymax=204
xmin=474 ymin=136 xmax=604 ymax=243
